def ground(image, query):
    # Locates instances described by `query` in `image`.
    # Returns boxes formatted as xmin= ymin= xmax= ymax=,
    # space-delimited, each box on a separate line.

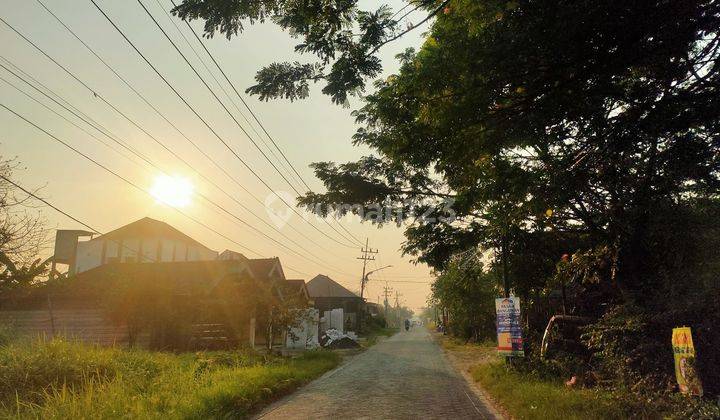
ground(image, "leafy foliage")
xmin=173 ymin=0 xmax=446 ymax=104
xmin=173 ymin=0 xmax=720 ymax=401
xmin=431 ymin=254 xmax=499 ymax=340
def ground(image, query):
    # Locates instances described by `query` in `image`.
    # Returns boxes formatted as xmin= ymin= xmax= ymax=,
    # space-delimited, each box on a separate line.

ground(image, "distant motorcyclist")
xmin=404 ymin=319 xmax=410 ymax=331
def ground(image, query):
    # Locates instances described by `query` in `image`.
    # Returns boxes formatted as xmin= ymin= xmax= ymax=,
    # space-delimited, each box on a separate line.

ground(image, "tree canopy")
xmin=172 ymin=0 xmax=449 ymax=105
xmin=175 ymin=0 xmax=720 ymax=301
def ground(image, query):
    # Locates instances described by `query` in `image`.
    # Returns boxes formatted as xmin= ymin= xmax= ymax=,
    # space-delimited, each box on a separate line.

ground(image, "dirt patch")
xmin=432 ymin=332 xmax=511 ymax=420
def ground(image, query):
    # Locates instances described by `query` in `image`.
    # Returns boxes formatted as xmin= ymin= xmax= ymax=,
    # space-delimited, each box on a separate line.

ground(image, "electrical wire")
xmin=135 ymin=0 xmax=363 ymax=247
xmin=30 ymin=0 xmax=349 ymax=260
xmin=0 ymin=102 xmax=327 ymax=276
xmin=167 ymin=0 xmax=366 ymax=246
xmin=88 ymin=0 xmax=359 ymax=248
xmin=0 ymin=63 xmax=357 ymax=276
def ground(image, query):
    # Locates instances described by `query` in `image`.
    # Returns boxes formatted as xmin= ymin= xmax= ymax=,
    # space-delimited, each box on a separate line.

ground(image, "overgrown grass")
xmin=440 ymin=336 xmax=495 ymax=353
xmin=472 ymin=361 xmax=636 ymax=420
xmin=0 ymin=338 xmax=340 ymax=419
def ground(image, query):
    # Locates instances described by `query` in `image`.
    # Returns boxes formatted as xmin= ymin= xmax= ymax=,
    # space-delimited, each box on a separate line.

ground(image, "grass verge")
xmin=472 ymin=361 xmax=633 ymax=420
xmin=0 ymin=338 xmax=340 ymax=419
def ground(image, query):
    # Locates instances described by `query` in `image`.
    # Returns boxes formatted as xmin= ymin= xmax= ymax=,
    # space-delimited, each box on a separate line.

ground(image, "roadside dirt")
xmin=432 ymin=332 xmax=511 ymax=420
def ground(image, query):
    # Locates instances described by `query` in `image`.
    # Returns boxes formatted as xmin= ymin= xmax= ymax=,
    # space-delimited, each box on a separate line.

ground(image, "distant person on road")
xmin=404 ymin=319 xmax=410 ymax=331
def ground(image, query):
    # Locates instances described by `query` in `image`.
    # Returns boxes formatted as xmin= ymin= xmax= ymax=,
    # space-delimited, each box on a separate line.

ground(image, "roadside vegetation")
xmin=0 ymin=332 xmax=339 ymax=419
xmin=173 ymin=0 xmax=720 ymax=414
xmin=472 ymin=361 xmax=628 ymax=420
xmin=361 ymin=315 xmax=398 ymax=347
xmin=437 ymin=335 xmax=720 ymax=420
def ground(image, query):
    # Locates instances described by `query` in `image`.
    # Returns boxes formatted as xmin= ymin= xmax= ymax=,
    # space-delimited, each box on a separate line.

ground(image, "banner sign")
xmin=495 ymin=297 xmax=524 ymax=356
xmin=672 ymin=327 xmax=703 ymax=396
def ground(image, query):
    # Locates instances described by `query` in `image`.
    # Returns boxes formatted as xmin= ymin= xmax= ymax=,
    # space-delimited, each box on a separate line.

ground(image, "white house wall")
xmin=74 ymin=236 xmax=218 ymax=274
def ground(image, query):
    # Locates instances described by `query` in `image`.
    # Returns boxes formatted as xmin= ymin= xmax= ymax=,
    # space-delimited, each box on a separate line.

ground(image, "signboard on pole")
xmin=495 ymin=297 xmax=524 ymax=356
xmin=672 ymin=327 xmax=703 ymax=396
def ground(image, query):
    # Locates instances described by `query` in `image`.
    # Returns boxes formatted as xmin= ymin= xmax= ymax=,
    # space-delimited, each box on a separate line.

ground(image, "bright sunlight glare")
xmin=150 ymin=175 xmax=194 ymax=208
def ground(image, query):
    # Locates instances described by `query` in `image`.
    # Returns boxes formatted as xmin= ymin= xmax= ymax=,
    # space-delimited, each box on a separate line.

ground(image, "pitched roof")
xmin=73 ymin=260 xmax=250 ymax=292
xmin=218 ymin=249 xmax=248 ymax=260
xmin=246 ymin=258 xmax=285 ymax=281
xmin=306 ymin=274 xmax=359 ymax=298
xmin=72 ymin=258 xmax=286 ymax=295
xmin=90 ymin=217 xmax=213 ymax=251
xmin=284 ymin=279 xmax=310 ymax=301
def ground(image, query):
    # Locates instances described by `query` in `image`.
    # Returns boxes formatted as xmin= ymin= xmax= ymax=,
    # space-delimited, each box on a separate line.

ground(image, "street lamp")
xmin=361 ymin=265 xmax=392 ymax=299
xmin=359 ymin=264 xmax=392 ymax=332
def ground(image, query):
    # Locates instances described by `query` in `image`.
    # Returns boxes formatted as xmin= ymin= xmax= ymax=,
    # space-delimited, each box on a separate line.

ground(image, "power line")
xmin=0 ymin=175 xmax=99 ymax=235
xmin=371 ymin=279 xmax=433 ymax=284
xmin=0 ymin=69 xmax=139 ymax=168
xmin=0 ymin=175 xmax=320 ymax=277
xmin=136 ymin=0 xmax=363 ymax=248
xmin=0 ymin=63 xmax=356 ymax=277
xmin=152 ymin=0 xmax=304 ymax=193
xmin=167 ymin=0 xmax=319 ymax=195
xmin=167 ymin=0 xmax=366 ymax=246
xmin=0 ymin=102 xmax=327 ymax=277
xmin=0 ymin=59 xmax=155 ymax=168
xmin=29 ymin=0 xmax=349 ymax=261
xmin=87 ymin=0 xmax=358 ymax=248
xmin=3 ymin=9 xmax=352 ymax=274
xmin=0 ymin=174 xmax=160 ymax=264
xmin=0 ymin=12 xmax=357 ymax=275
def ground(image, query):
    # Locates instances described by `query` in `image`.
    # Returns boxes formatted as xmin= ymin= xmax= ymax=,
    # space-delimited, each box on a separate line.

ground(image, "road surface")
xmin=256 ymin=327 xmax=501 ymax=419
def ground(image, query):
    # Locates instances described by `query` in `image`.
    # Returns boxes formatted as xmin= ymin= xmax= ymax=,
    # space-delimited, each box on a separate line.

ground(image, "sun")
xmin=150 ymin=175 xmax=194 ymax=208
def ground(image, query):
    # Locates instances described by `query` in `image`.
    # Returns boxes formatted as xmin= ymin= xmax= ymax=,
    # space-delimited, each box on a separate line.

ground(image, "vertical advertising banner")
xmin=495 ymin=297 xmax=524 ymax=356
xmin=672 ymin=327 xmax=703 ymax=396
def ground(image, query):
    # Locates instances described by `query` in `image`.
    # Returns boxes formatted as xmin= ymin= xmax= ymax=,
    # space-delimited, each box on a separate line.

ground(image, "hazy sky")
xmin=0 ymin=0 xmax=434 ymax=310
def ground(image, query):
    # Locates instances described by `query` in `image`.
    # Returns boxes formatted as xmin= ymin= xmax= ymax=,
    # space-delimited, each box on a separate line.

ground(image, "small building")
xmin=306 ymin=274 xmax=363 ymax=331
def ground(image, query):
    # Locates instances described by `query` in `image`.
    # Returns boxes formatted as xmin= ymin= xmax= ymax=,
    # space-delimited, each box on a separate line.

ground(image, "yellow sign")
xmin=672 ymin=327 xmax=703 ymax=396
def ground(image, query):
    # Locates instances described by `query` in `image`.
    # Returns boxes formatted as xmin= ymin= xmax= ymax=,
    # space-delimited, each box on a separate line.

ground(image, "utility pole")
xmin=394 ymin=291 xmax=403 ymax=328
xmin=357 ymin=238 xmax=378 ymax=300
xmin=382 ymin=282 xmax=393 ymax=323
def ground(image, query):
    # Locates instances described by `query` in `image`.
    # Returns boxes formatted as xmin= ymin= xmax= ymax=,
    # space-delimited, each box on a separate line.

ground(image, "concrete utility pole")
xmin=395 ymin=291 xmax=403 ymax=327
xmin=357 ymin=238 xmax=378 ymax=300
xmin=383 ymin=283 xmax=393 ymax=322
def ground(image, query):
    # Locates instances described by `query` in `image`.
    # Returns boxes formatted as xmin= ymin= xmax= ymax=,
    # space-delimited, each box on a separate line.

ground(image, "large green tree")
xmin=176 ymin=0 xmax=720 ymax=299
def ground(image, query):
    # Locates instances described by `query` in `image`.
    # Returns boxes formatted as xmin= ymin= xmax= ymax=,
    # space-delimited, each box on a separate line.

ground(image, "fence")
xmin=0 ymin=308 xmax=129 ymax=346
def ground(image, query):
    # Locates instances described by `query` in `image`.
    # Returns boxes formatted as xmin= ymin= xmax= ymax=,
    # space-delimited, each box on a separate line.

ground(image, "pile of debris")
xmin=320 ymin=328 xmax=360 ymax=349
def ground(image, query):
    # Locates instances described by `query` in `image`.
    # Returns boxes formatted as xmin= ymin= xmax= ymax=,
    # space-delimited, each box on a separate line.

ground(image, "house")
xmin=13 ymin=217 xmax=313 ymax=349
xmin=218 ymin=249 xmax=248 ymax=261
xmin=365 ymin=302 xmax=382 ymax=317
xmin=68 ymin=217 xmax=218 ymax=274
xmin=306 ymin=274 xmax=363 ymax=331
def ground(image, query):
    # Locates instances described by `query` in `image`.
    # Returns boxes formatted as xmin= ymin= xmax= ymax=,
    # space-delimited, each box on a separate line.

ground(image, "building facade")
xmin=70 ymin=217 xmax=218 ymax=274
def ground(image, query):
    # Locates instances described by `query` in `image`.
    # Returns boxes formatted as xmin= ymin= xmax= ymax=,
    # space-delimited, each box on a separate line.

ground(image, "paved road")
xmin=256 ymin=327 xmax=500 ymax=419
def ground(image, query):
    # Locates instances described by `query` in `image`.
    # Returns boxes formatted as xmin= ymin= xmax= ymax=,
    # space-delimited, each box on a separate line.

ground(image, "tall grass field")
xmin=0 ymin=329 xmax=339 ymax=419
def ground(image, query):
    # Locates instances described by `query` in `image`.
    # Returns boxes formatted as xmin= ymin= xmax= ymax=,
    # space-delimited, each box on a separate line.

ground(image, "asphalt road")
xmin=256 ymin=327 xmax=500 ymax=419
